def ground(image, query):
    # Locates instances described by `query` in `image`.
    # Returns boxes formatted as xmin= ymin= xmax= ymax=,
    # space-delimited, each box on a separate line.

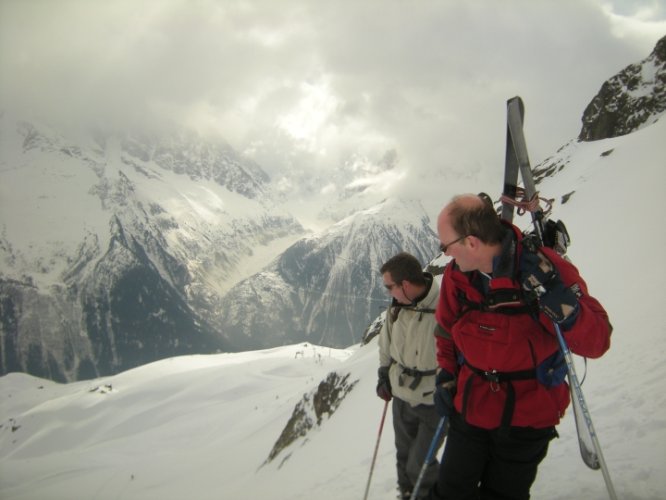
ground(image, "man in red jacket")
xmin=427 ymin=194 xmax=611 ymax=500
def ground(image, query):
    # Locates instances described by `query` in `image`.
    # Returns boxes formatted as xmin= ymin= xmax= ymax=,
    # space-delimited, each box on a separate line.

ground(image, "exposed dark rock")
xmin=266 ymin=371 xmax=357 ymax=465
xmin=579 ymin=35 xmax=666 ymax=141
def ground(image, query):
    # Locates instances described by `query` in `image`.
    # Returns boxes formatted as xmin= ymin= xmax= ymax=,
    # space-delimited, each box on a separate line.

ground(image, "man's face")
xmin=437 ymin=210 xmax=473 ymax=272
xmin=382 ymin=272 xmax=412 ymax=305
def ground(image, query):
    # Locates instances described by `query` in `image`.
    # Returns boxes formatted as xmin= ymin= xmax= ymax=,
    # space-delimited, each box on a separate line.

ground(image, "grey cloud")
xmin=1 ymin=0 xmax=662 ymax=205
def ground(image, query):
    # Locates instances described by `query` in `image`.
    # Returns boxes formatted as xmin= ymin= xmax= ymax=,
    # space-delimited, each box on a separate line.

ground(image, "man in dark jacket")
xmin=428 ymin=194 xmax=611 ymax=500
xmin=377 ymin=252 xmax=443 ymax=500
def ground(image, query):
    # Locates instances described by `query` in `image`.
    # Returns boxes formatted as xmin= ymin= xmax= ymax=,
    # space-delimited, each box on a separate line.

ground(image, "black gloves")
xmin=520 ymin=250 xmax=579 ymax=325
xmin=376 ymin=366 xmax=392 ymax=401
xmin=434 ymin=370 xmax=456 ymax=417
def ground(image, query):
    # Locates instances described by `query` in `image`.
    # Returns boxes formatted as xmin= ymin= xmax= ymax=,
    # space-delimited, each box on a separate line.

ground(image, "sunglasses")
xmin=439 ymin=234 xmax=468 ymax=253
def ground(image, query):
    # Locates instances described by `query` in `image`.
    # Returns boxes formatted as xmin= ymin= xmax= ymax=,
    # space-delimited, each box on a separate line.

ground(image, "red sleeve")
xmin=541 ymin=248 xmax=612 ymax=358
xmin=434 ymin=264 xmax=460 ymax=375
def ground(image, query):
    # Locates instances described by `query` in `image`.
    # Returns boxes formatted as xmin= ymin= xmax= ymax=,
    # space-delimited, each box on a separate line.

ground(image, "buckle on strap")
xmin=398 ymin=365 xmax=437 ymax=390
xmin=483 ymin=369 xmax=500 ymax=384
xmin=484 ymin=369 xmax=501 ymax=392
xmin=465 ymin=360 xmax=536 ymax=388
xmin=462 ymin=360 xmax=537 ymax=431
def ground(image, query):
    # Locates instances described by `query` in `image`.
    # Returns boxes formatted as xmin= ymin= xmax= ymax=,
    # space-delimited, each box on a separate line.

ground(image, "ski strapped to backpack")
xmin=501 ymin=96 xmax=618 ymax=500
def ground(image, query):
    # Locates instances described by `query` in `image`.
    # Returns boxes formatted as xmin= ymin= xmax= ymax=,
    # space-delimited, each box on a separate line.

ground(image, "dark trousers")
xmin=393 ymin=398 xmax=445 ymax=498
xmin=430 ymin=414 xmax=557 ymax=500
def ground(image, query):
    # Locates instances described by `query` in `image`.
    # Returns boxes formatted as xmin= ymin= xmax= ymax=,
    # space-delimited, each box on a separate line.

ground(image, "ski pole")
xmin=409 ymin=416 xmax=447 ymax=500
xmin=363 ymin=400 xmax=390 ymax=500
xmin=553 ymin=323 xmax=618 ymax=500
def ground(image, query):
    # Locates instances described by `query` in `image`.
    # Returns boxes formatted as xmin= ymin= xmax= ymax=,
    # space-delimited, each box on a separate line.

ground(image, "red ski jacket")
xmin=435 ymin=224 xmax=611 ymax=430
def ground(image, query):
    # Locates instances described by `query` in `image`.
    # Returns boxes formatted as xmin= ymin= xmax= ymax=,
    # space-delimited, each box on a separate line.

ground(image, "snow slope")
xmin=1 ymin=118 xmax=665 ymax=499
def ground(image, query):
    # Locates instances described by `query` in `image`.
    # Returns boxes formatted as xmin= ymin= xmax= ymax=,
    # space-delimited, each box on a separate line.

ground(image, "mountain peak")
xmin=578 ymin=34 xmax=666 ymax=141
xmin=217 ymin=197 xmax=440 ymax=350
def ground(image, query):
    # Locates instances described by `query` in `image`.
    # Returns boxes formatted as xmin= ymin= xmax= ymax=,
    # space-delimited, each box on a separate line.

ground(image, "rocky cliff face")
xmin=533 ymin=35 xmax=665 ymax=186
xmin=117 ymin=127 xmax=270 ymax=199
xmin=0 ymin=118 xmax=303 ymax=381
xmin=266 ymin=370 xmax=358 ymax=467
xmin=579 ymin=35 xmax=666 ymax=141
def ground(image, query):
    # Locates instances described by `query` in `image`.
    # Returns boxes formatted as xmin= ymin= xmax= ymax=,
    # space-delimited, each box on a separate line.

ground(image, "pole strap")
xmin=499 ymin=187 xmax=554 ymax=217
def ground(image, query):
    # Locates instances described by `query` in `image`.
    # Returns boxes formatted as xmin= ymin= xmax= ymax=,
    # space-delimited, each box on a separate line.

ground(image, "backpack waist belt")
xmin=462 ymin=360 xmax=536 ymax=432
xmin=398 ymin=364 xmax=437 ymax=390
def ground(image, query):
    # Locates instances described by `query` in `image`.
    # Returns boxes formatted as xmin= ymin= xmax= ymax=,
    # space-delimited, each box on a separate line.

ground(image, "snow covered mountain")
xmin=4 ymin=82 xmax=661 ymax=500
xmin=217 ymin=198 xmax=440 ymax=350
xmin=1 ymin=93 xmax=665 ymax=499
xmin=0 ymin=116 xmax=437 ymax=382
xmin=0 ymin=114 xmax=439 ymax=382
xmin=0 ymin=119 xmax=304 ymax=382
xmin=1 ymin=32 xmax=665 ymax=500
xmin=2 ymin=35 xmax=665 ymax=385
xmin=579 ymin=34 xmax=665 ymax=141
xmin=534 ymin=34 xmax=665 ymax=185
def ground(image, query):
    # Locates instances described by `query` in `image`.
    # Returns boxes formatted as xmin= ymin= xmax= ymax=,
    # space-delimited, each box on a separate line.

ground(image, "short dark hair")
xmin=380 ymin=252 xmax=426 ymax=285
xmin=448 ymin=195 xmax=505 ymax=244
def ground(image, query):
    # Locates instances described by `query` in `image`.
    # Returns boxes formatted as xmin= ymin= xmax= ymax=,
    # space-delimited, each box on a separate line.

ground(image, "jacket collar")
xmin=390 ymin=272 xmax=437 ymax=310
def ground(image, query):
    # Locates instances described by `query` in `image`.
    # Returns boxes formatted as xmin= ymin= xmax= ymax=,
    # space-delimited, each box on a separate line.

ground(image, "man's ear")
xmin=466 ymin=235 xmax=480 ymax=250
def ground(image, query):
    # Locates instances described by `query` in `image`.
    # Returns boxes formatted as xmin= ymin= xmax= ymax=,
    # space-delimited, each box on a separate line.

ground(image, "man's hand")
xmin=521 ymin=251 xmax=579 ymax=325
xmin=434 ymin=370 xmax=456 ymax=417
xmin=520 ymin=251 xmax=556 ymax=294
xmin=376 ymin=366 xmax=392 ymax=402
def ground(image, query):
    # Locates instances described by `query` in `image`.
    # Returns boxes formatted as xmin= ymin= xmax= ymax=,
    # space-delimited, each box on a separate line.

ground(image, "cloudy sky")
xmin=1 ymin=0 xmax=664 ymax=214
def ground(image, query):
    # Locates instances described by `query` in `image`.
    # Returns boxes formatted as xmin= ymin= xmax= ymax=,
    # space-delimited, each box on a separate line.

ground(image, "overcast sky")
xmin=1 ymin=0 xmax=664 ymax=212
